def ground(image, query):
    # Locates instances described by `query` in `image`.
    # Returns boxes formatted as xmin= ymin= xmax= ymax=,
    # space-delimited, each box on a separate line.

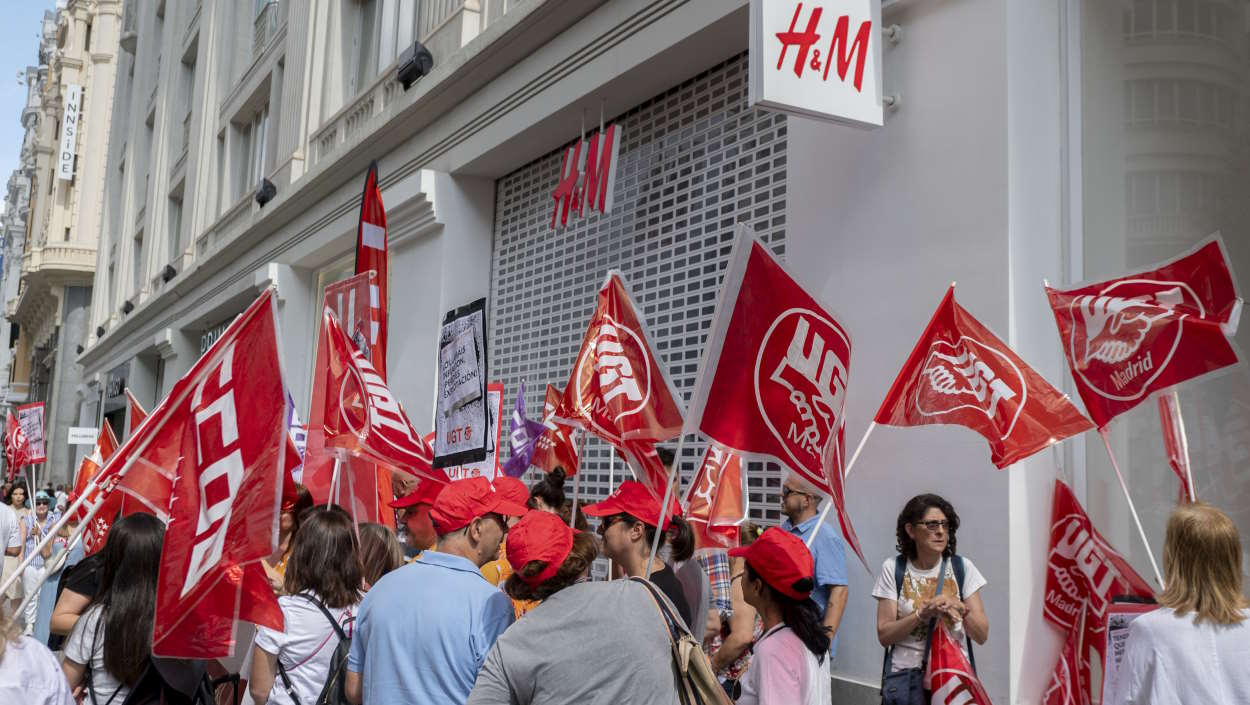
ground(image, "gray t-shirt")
xmin=467 ymin=580 xmax=683 ymax=705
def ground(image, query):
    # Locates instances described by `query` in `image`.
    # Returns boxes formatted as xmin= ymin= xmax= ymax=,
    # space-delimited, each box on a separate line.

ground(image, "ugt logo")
xmin=755 ymin=310 xmax=850 ymax=474
xmin=775 ymin=2 xmax=872 ymax=91
xmin=915 ymin=337 xmax=1025 ymax=439
xmin=575 ymin=317 xmax=652 ymax=424
xmin=1067 ymin=280 xmax=1199 ymax=401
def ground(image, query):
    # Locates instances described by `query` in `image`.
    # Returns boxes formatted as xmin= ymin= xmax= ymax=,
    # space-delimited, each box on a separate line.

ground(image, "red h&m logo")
xmin=551 ymin=124 xmax=620 ymax=230
xmin=776 ymin=3 xmax=872 ymax=91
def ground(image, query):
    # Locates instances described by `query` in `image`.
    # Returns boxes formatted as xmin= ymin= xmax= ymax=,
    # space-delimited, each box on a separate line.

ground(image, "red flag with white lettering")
xmin=685 ymin=226 xmax=850 ymax=499
xmin=1157 ymin=394 xmax=1194 ymax=501
xmin=927 ymin=624 xmax=993 ymax=705
xmin=81 ymin=289 xmax=287 ymax=658
xmin=683 ymin=441 xmax=747 ymax=548
xmin=874 ymin=286 xmax=1094 ymax=468
xmin=1042 ymin=611 xmax=1092 ymax=705
xmin=318 ymin=307 xmax=443 ymax=484
xmin=1045 ymin=237 xmax=1242 ymax=429
xmin=559 ymin=272 xmax=685 ymax=444
xmin=530 ymin=384 xmax=580 ymax=476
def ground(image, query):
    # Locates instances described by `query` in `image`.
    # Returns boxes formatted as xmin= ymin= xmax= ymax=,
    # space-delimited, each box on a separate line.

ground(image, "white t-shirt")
xmin=1112 ymin=606 xmax=1250 ymax=705
xmin=253 ymin=593 xmax=356 ymax=705
xmin=871 ymin=556 xmax=986 ymax=672
xmin=0 ymin=504 xmax=19 ymax=551
xmin=736 ymin=625 xmax=831 ymax=705
xmin=0 ymin=635 xmax=75 ymax=705
xmin=64 ymin=605 xmax=130 ymax=705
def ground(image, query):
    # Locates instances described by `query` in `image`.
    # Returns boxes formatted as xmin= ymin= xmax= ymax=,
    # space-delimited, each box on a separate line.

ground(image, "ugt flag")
xmin=874 ymin=286 xmax=1093 ymax=468
xmin=502 ymin=382 xmax=546 ymax=478
xmin=1045 ymin=237 xmax=1242 ymax=428
xmin=531 ymin=384 xmax=580 ymax=475
xmin=927 ymin=624 xmax=993 ymax=705
xmin=559 ymin=271 xmax=685 ymax=444
xmin=84 ymin=289 xmax=287 ymax=658
xmin=683 ymin=441 xmax=747 ymax=548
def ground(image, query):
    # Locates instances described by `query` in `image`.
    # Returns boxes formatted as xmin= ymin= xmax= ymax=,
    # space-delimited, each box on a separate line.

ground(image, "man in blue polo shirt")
xmin=780 ymin=473 xmax=849 ymax=660
xmin=345 ymin=477 xmax=528 ymax=705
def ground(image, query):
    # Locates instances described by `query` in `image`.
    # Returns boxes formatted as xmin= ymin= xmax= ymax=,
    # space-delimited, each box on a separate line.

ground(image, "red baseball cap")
xmin=729 ymin=527 xmax=815 ymax=600
xmin=506 ymin=510 xmax=580 ymax=585
xmin=389 ymin=479 xmax=447 ymax=509
xmin=582 ymin=480 xmax=682 ymax=531
xmin=492 ymin=476 xmax=530 ymax=509
xmin=429 ymin=477 xmax=529 ymax=533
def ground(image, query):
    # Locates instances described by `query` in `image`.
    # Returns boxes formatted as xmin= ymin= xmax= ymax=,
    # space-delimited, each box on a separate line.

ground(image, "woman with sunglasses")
xmin=872 ymin=494 xmax=988 ymax=688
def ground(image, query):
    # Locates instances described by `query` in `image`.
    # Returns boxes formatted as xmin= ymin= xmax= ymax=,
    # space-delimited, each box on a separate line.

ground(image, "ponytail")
xmin=640 ymin=515 xmax=695 ymax=563
xmin=530 ymin=468 xmax=567 ymax=511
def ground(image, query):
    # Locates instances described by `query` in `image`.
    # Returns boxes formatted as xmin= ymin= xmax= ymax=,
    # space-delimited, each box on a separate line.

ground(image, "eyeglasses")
xmin=913 ymin=520 xmax=949 ymax=532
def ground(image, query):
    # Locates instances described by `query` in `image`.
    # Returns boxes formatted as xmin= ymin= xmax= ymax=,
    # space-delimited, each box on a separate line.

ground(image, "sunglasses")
xmin=913 ymin=520 xmax=949 ymax=532
xmin=780 ymin=486 xmax=813 ymax=500
xmin=596 ymin=514 xmax=631 ymax=536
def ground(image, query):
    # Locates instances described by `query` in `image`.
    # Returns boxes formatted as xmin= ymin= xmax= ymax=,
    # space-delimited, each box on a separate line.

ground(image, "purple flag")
xmin=503 ymin=382 xmax=548 ymax=478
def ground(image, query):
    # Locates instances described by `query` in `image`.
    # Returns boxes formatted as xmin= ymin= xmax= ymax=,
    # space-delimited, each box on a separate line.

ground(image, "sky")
xmin=0 ymin=1 xmax=58 ymax=189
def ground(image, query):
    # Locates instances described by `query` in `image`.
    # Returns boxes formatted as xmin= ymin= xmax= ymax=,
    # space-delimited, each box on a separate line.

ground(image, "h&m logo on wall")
xmin=551 ymin=122 xmax=621 ymax=230
xmin=749 ymin=0 xmax=884 ymax=128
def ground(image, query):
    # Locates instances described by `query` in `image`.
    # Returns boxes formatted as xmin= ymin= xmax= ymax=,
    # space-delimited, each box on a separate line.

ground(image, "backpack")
xmin=890 ymin=554 xmax=977 ymax=672
xmin=275 ymin=595 xmax=354 ymax=705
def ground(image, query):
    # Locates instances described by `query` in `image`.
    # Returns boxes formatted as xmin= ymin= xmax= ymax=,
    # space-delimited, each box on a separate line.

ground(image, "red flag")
xmin=355 ymin=162 xmax=389 ymax=379
xmin=1045 ymin=238 xmax=1242 ymax=429
xmin=1042 ymin=612 xmax=1092 ymax=705
xmin=125 ymin=388 xmax=148 ymax=431
xmin=1157 ymin=394 xmax=1193 ymax=501
xmin=87 ymin=290 xmax=286 ymax=658
xmin=531 ymin=385 xmax=580 ymax=475
xmin=927 ymin=624 xmax=993 ymax=705
xmin=318 ymin=307 xmax=443 ymax=484
xmin=1043 ymin=479 xmax=1153 ymax=675
xmin=683 ymin=441 xmax=747 ymax=548
xmin=821 ymin=421 xmax=869 ymax=571
xmin=559 ymin=272 xmax=685 ymax=444
xmin=685 ymin=227 xmax=850 ymax=499
xmin=70 ymin=424 xmax=118 ymax=522
xmin=4 ymin=411 xmax=30 ymax=479
xmin=874 ymin=286 xmax=1094 ymax=468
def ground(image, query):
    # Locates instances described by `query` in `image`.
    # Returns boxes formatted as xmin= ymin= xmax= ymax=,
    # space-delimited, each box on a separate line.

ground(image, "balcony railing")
xmin=253 ymin=2 xmax=280 ymax=60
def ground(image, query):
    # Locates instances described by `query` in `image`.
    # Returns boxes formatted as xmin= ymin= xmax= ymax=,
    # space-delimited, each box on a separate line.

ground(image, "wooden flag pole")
xmin=807 ymin=422 xmax=876 ymax=548
xmin=1099 ymin=430 xmax=1165 ymax=588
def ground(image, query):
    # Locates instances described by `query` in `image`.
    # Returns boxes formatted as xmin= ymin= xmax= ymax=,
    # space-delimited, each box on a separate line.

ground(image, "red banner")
xmin=560 ymin=272 xmax=685 ymax=445
xmin=1157 ymin=394 xmax=1193 ymax=501
xmin=531 ymin=384 xmax=580 ymax=475
xmin=1042 ymin=609 xmax=1092 ymax=705
xmin=16 ymin=402 xmax=46 ymax=465
xmin=685 ymin=227 xmax=850 ymax=499
xmin=683 ymin=441 xmax=747 ymax=548
xmin=928 ymin=624 xmax=993 ymax=705
xmin=1045 ymin=238 xmax=1242 ymax=429
xmin=4 ymin=411 xmax=30 ymax=478
xmin=875 ymin=286 xmax=1093 ymax=468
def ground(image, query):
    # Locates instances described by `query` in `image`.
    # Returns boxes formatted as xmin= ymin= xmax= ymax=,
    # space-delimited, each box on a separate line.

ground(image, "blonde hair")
xmin=0 ymin=609 xmax=20 ymax=661
xmin=1158 ymin=503 xmax=1248 ymax=625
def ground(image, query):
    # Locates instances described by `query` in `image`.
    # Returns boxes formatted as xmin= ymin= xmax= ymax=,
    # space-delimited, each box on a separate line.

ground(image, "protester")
xmin=1113 ymin=502 xmax=1250 ymax=703
xmin=54 ymin=485 xmax=68 ymax=514
xmin=708 ymin=524 xmax=763 ymax=697
xmin=250 ymin=507 xmax=362 ymax=705
xmin=264 ymin=483 xmax=314 ymax=592
xmin=480 ymin=476 xmax=530 ymax=585
xmin=32 ymin=517 xmax=76 ymax=645
xmin=357 ymin=522 xmax=404 ymax=590
xmin=0 ymin=498 xmax=19 ymax=617
xmin=0 ymin=608 xmax=74 ymax=705
xmin=389 ymin=480 xmax=443 ymax=557
xmin=345 ymin=477 xmax=526 ymax=705
xmin=62 ymin=513 xmax=166 ymax=704
xmin=527 ymin=468 xmax=567 ymax=513
xmin=778 ymin=474 xmax=849 ymax=658
xmin=730 ymin=527 xmax=830 ymax=705
xmin=584 ymin=479 xmax=696 ymax=629
xmin=872 ymin=493 xmax=988 ymax=681
xmin=48 ymin=550 xmax=102 ymax=638
xmin=467 ymin=510 xmax=687 ymax=704
xmin=6 ymin=484 xmax=30 ymax=523
xmin=19 ymin=492 xmax=58 ymax=632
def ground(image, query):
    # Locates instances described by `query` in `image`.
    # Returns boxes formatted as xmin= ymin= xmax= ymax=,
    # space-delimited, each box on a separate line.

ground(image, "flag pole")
xmin=327 ymin=456 xmax=342 ymax=508
xmin=645 ymin=433 xmax=687 ymax=579
xmin=807 ymin=422 xmax=876 ymax=548
xmin=569 ymin=431 xmax=587 ymax=528
xmin=1172 ymin=390 xmax=1196 ymax=501
xmin=345 ymin=462 xmax=362 ymax=543
xmin=14 ymin=519 xmax=88 ymax=625
xmin=0 ymin=480 xmax=105 ymax=597
xmin=606 ymin=450 xmax=615 ymax=580
xmin=1098 ymin=430 xmax=1165 ymax=588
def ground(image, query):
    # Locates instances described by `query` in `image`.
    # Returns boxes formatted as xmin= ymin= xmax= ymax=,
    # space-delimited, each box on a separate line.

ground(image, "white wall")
xmin=785 ymin=0 xmax=1012 ymax=698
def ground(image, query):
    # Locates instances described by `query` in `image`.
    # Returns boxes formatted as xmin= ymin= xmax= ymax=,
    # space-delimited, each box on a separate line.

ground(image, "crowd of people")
xmin=0 ymin=466 xmax=1246 ymax=704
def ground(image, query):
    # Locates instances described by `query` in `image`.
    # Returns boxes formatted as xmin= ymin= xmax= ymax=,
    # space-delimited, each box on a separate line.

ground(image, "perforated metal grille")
xmin=488 ymin=54 xmax=790 ymax=526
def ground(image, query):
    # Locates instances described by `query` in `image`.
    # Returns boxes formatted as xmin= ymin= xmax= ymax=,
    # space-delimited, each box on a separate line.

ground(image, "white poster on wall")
xmin=57 ymin=84 xmax=83 ymax=181
xmin=749 ymin=0 xmax=884 ymax=128
xmin=434 ymin=298 xmax=489 ymax=467
xmin=443 ymin=383 xmax=504 ymax=482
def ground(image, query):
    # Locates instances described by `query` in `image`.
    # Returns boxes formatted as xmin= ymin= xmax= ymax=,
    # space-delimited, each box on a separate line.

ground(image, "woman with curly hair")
xmin=871 ymin=494 xmax=988 ymax=684
xmin=466 ymin=511 xmax=687 ymax=705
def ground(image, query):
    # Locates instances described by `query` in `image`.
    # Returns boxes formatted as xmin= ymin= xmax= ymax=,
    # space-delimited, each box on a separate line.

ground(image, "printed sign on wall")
xmin=749 ymin=0 xmax=883 ymax=128
xmin=57 ymin=84 xmax=83 ymax=180
xmin=435 ymin=298 xmax=489 ymax=467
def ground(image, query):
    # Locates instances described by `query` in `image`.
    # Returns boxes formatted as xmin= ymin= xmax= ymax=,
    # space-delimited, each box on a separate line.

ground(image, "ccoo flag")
xmin=1045 ymin=236 xmax=1242 ymax=429
xmin=683 ymin=441 xmax=747 ymax=548
xmin=530 ymin=384 xmax=580 ymax=475
xmin=874 ymin=286 xmax=1093 ymax=468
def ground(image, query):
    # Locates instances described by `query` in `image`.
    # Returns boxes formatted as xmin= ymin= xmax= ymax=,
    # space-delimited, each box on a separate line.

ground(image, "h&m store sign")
xmin=550 ymin=123 xmax=621 ymax=231
xmin=749 ymin=0 xmax=884 ymax=128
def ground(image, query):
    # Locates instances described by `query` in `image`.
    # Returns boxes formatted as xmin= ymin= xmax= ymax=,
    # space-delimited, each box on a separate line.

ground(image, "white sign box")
xmin=749 ymin=0 xmax=883 ymax=128
xmin=57 ymin=84 xmax=83 ymax=181
xmin=67 ymin=426 xmax=98 ymax=445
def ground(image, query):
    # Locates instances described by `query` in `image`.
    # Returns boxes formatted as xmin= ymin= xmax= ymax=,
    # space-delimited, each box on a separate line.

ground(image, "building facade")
xmin=75 ymin=1 xmax=1250 ymax=702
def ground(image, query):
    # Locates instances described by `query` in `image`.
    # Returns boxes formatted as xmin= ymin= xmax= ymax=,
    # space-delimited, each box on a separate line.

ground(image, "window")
xmin=132 ymin=230 xmax=145 ymax=295
xmin=85 ymin=21 xmax=92 ymax=52
xmin=64 ymin=227 xmax=70 ymax=242
xmin=168 ymin=197 xmax=183 ymax=261
xmin=233 ymin=104 xmax=269 ymax=201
